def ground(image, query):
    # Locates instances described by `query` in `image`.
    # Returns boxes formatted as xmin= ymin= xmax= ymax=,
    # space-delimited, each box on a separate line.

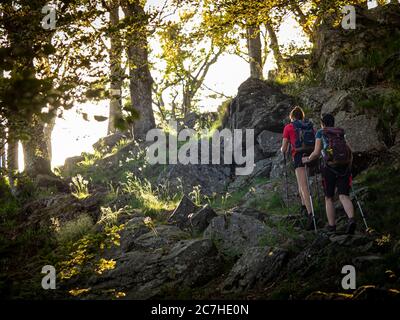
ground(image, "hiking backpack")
xmin=322 ymin=127 xmax=352 ymax=167
xmin=293 ymin=119 xmax=316 ymax=153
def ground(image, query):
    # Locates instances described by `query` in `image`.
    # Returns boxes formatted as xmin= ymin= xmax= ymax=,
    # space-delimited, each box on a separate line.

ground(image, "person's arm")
xmin=303 ymin=139 xmax=322 ymax=163
xmin=281 ymin=125 xmax=290 ymax=154
xmin=281 ymin=138 xmax=289 ymax=154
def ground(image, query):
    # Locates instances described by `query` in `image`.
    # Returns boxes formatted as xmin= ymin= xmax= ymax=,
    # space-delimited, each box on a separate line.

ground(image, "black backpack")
xmin=322 ymin=127 xmax=352 ymax=167
xmin=293 ymin=119 xmax=315 ymax=153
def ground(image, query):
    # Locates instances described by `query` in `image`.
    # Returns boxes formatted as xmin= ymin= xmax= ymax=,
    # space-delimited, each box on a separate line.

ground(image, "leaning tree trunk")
xmin=265 ymin=22 xmax=283 ymax=71
xmin=247 ymin=25 xmax=263 ymax=79
xmin=122 ymin=0 xmax=155 ymax=140
xmin=107 ymin=2 xmax=123 ymax=135
xmin=22 ymin=115 xmax=52 ymax=176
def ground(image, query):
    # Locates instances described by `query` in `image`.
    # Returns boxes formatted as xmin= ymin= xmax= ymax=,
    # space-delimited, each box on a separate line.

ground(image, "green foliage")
xmin=110 ymin=138 xmax=131 ymax=155
xmin=57 ymin=224 xmax=124 ymax=291
xmin=188 ymin=185 xmax=203 ymax=206
xmin=122 ymin=173 xmax=180 ymax=218
xmin=70 ymin=174 xmax=90 ymax=199
xmin=56 ymin=214 xmax=94 ymax=245
xmin=97 ymin=206 xmax=127 ymax=228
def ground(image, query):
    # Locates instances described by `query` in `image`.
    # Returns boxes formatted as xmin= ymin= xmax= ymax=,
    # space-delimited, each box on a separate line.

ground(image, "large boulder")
xmin=321 ymin=90 xmax=353 ymax=116
xmin=256 ymin=130 xmax=282 ymax=157
xmin=223 ymin=78 xmax=294 ymax=136
xmin=335 ymin=112 xmax=386 ymax=154
xmin=204 ymin=212 xmax=273 ymax=258
xmin=168 ymin=195 xmax=200 ymax=228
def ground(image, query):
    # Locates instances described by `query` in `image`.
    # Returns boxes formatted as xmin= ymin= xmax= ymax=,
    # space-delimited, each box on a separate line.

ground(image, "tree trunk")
xmin=108 ymin=3 xmax=123 ymax=135
xmin=265 ymin=22 xmax=283 ymax=70
xmin=246 ymin=25 xmax=263 ymax=79
xmin=0 ymin=137 xmax=5 ymax=170
xmin=7 ymin=126 xmax=19 ymax=187
xmin=122 ymin=0 xmax=155 ymax=140
xmin=22 ymin=115 xmax=52 ymax=176
xmin=0 ymin=71 xmax=5 ymax=171
xmin=43 ymin=114 xmax=56 ymax=162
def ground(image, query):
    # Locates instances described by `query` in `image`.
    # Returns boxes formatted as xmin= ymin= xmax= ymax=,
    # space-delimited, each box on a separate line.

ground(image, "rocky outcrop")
xmin=335 ymin=112 xmax=386 ymax=154
xmin=90 ymin=238 xmax=223 ymax=299
xmin=222 ymin=246 xmax=287 ymax=293
xmin=204 ymin=211 xmax=273 ymax=258
xmin=19 ymin=192 xmax=107 ymax=229
xmin=168 ymin=195 xmax=200 ymax=228
xmin=223 ymin=78 xmax=293 ymax=136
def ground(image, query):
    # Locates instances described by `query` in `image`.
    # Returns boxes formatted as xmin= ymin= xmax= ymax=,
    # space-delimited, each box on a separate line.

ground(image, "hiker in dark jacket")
xmin=281 ymin=106 xmax=315 ymax=230
xmin=302 ymin=113 xmax=356 ymax=234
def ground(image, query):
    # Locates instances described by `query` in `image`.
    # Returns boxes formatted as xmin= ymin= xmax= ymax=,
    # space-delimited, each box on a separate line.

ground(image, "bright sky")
xmin=44 ymin=3 xmax=309 ymax=169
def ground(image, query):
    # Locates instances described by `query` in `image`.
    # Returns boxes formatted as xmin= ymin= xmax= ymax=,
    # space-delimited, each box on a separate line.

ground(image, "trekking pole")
xmin=351 ymin=185 xmax=369 ymax=230
xmin=304 ymin=162 xmax=318 ymax=233
xmin=283 ymin=152 xmax=290 ymax=215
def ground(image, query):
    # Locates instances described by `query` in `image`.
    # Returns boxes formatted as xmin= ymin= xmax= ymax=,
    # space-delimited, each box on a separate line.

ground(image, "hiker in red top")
xmin=281 ymin=106 xmax=316 ymax=230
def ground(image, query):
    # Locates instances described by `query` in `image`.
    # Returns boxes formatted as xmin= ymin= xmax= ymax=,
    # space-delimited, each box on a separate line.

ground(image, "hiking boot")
xmin=346 ymin=218 xmax=357 ymax=235
xmin=326 ymin=225 xmax=337 ymax=234
xmin=305 ymin=214 xmax=315 ymax=231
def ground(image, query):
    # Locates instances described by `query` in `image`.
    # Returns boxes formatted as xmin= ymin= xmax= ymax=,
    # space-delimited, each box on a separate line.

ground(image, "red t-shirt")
xmin=283 ymin=123 xmax=297 ymax=158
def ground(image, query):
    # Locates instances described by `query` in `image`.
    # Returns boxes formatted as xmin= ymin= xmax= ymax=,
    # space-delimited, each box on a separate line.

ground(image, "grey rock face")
xmin=90 ymin=238 xmax=223 ymax=299
xmin=257 ymin=130 xmax=283 ymax=157
xmin=204 ymin=212 xmax=272 ymax=258
xmin=335 ymin=112 xmax=386 ymax=154
xmin=321 ymin=90 xmax=353 ymax=116
xmin=168 ymin=195 xmax=200 ymax=228
xmin=222 ymin=246 xmax=287 ymax=293
xmin=224 ymin=78 xmax=294 ymax=136
xmin=189 ymin=205 xmax=218 ymax=234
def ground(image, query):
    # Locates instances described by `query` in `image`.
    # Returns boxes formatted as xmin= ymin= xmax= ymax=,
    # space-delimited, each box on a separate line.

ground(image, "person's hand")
xmin=302 ymin=156 xmax=310 ymax=164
